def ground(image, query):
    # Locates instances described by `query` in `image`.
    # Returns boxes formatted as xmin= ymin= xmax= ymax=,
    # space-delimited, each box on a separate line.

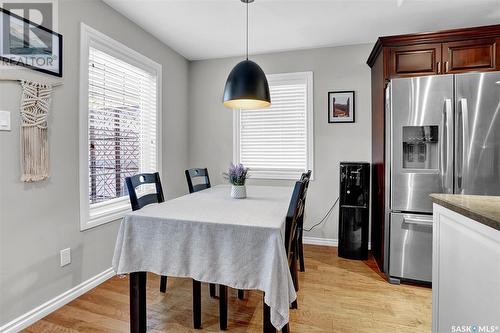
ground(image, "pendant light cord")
xmin=246 ymin=1 xmax=249 ymax=60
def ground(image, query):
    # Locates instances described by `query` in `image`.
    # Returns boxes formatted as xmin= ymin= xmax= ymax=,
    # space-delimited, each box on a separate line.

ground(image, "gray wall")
xmin=188 ymin=44 xmax=372 ymax=240
xmin=0 ymin=0 xmax=189 ymax=326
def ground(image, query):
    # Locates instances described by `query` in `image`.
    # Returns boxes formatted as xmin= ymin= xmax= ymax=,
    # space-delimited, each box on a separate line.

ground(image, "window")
xmin=79 ymin=24 xmax=161 ymax=230
xmin=234 ymin=72 xmax=313 ymax=180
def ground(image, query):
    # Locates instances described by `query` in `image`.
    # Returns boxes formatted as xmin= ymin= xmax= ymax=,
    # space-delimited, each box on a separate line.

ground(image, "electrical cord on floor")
xmin=303 ymin=196 xmax=340 ymax=232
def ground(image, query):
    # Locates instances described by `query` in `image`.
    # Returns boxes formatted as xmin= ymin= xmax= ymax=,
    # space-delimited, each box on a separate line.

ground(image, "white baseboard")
xmin=0 ymin=268 xmax=115 ymax=333
xmin=303 ymin=236 xmax=338 ymax=247
xmin=303 ymin=236 xmax=372 ymax=250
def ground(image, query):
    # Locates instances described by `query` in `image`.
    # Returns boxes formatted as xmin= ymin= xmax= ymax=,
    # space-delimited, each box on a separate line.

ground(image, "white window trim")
xmin=78 ymin=23 xmax=162 ymax=231
xmin=233 ymin=71 xmax=314 ymax=180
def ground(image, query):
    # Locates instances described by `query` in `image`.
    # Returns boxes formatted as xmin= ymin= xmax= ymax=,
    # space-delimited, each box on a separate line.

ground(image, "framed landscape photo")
xmin=328 ymin=91 xmax=355 ymax=123
xmin=0 ymin=6 xmax=62 ymax=77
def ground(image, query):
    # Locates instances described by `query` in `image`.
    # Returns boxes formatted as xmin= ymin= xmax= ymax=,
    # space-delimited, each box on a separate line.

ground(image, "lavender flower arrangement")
xmin=225 ymin=163 xmax=249 ymax=186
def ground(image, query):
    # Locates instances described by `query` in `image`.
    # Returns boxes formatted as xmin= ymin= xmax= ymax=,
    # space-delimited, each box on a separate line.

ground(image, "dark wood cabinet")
xmin=366 ymin=24 xmax=500 ymax=275
xmin=388 ymin=38 xmax=500 ymax=78
xmin=442 ymin=38 xmax=499 ymax=73
xmin=389 ymin=43 xmax=442 ymax=77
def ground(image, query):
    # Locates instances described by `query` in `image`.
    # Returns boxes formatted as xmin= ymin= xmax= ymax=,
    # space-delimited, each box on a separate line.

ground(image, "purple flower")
xmin=226 ymin=163 xmax=249 ymax=186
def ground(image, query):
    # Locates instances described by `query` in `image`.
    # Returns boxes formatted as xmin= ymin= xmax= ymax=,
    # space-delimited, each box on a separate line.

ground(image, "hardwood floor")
xmin=23 ymin=245 xmax=431 ymax=333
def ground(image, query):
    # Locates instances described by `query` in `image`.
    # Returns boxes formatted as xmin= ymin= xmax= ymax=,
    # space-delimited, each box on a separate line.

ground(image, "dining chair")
xmin=218 ymin=180 xmax=306 ymax=332
xmin=185 ymin=168 xmax=219 ymax=299
xmin=125 ymin=172 xmax=168 ymax=291
xmin=185 ymin=168 xmax=247 ymax=306
xmin=286 ymin=179 xmax=306 ymax=310
xmin=296 ymin=170 xmax=312 ymax=272
xmin=185 ymin=168 xmax=211 ymax=193
xmin=126 ymin=172 xmax=203 ymax=329
xmin=268 ymin=179 xmax=306 ymax=333
xmin=184 ymin=168 xmax=247 ymax=330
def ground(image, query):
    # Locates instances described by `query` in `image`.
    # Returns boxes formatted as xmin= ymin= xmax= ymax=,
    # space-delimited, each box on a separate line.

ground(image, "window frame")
xmin=233 ymin=71 xmax=314 ymax=180
xmin=79 ymin=23 xmax=162 ymax=231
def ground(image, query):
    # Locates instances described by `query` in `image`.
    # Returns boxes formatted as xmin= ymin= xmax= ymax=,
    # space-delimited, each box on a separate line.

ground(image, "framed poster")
xmin=0 ymin=0 xmax=58 ymax=31
xmin=328 ymin=91 xmax=355 ymax=123
xmin=0 ymin=1 xmax=62 ymax=77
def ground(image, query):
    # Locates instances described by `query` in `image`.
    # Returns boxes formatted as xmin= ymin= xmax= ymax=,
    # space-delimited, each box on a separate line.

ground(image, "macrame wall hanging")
xmin=19 ymin=80 xmax=53 ymax=182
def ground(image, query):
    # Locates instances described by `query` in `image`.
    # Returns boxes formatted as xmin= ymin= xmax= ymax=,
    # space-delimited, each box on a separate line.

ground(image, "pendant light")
xmin=223 ymin=0 xmax=271 ymax=109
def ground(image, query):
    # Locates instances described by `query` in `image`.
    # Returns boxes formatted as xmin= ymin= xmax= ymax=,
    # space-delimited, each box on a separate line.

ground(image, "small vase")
xmin=231 ymin=185 xmax=247 ymax=199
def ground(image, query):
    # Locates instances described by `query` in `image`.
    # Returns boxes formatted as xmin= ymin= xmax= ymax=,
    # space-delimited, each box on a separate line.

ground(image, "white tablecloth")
xmin=112 ymin=185 xmax=296 ymax=330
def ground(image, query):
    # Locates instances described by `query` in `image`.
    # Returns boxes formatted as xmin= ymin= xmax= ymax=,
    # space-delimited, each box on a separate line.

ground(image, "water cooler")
xmin=338 ymin=162 xmax=370 ymax=260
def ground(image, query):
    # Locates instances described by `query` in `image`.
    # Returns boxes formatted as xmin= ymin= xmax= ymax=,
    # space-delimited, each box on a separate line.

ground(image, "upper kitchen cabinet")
xmin=389 ymin=38 xmax=500 ymax=77
xmin=389 ymin=43 xmax=442 ymax=77
xmin=442 ymin=38 xmax=499 ymax=73
xmin=368 ymin=24 xmax=500 ymax=80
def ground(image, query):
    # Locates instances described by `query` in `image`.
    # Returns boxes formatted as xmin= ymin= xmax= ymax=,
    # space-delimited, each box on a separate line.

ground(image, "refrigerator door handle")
xmin=402 ymin=215 xmax=433 ymax=227
xmin=441 ymin=99 xmax=453 ymax=193
xmin=440 ymin=104 xmax=446 ymax=188
xmin=457 ymin=98 xmax=470 ymax=193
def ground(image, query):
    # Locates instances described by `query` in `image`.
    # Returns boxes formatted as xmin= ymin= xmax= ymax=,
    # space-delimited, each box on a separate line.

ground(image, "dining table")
xmin=112 ymin=184 xmax=297 ymax=333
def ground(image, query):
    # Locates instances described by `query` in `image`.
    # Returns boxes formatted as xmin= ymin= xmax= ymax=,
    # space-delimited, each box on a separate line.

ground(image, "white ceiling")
xmin=103 ymin=0 xmax=500 ymax=61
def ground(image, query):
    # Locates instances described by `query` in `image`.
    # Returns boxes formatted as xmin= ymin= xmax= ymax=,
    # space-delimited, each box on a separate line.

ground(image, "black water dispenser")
xmin=338 ymin=162 xmax=370 ymax=260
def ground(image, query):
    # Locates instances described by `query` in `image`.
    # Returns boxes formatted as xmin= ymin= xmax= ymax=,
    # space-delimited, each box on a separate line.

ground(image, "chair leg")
xmin=290 ymin=252 xmax=299 ymax=293
xmin=282 ymin=323 xmax=290 ymax=333
xmin=290 ymin=252 xmax=298 ymax=310
xmin=209 ymin=283 xmax=217 ymax=298
xmin=238 ymin=289 xmax=245 ymax=300
xmin=219 ymin=285 xmax=228 ymax=330
xmin=298 ymin=229 xmax=305 ymax=272
xmin=192 ymin=280 xmax=202 ymax=329
xmin=160 ymin=275 xmax=167 ymax=293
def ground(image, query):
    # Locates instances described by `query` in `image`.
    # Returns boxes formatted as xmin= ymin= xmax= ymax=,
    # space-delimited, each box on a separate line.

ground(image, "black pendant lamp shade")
xmin=223 ymin=0 xmax=271 ymax=109
xmin=223 ymin=59 xmax=270 ymax=109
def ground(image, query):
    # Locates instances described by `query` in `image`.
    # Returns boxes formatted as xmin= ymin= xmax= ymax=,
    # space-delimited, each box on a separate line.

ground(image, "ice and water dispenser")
xmin=402 ymin=126 xmax=439 ymax=170
xmin=338 ymin=162 xmax=370 ymax=260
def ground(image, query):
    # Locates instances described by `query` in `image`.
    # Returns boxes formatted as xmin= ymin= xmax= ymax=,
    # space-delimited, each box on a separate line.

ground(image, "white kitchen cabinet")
xmin=432 ymin=203 xmax=500 ymax=333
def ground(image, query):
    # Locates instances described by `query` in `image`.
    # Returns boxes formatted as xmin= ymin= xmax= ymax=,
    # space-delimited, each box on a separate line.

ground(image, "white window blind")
xmin=88 ymin=47 xmax=157 ymax=205
xmin=79 ymin=24 xmax=161 ymax=230
xmin=235 ymin=72 xmax=313 ymax=180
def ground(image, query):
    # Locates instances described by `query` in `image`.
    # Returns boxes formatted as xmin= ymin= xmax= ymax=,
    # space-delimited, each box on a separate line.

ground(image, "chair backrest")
xmin=125 ymin=172 xmax=165 ymax=211
xmin=301 ymin=170 xmax=311 ymax=193
xmin=301 ymin=170 xmax=312 ymax=184
xmin=297 ymin=170 xmax=312 ymax=226
xmin=185 ymin=168 xmax=211 ymax=193
xmin=285 ymin=180 xmax=306 ymax=259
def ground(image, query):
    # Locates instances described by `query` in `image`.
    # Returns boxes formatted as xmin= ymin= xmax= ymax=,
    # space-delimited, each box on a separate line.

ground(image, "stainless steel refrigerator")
xmin=385 ymin=71 xmax=500 ymax=283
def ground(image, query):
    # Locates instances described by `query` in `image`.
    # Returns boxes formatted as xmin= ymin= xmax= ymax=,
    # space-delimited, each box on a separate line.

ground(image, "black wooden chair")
xmin=185 ymin=168 xmax=211 ymax=193
xmin=185 ymin=168 xmax=246 ymax=312
xmin=126 ymin=172 xmax=203 ymax=329
xmin=185 ymin=168 xmax=219 ymax=300
xmin=219 ymin=179 xmax=306 ymax=332
xmin=266 ymin=179 xmax=306 ymax=332
xmin=125 ymin=172 xmax=168 ymax=291
xmin=296 ymin=170 xmax=312 ymax=273
xmin=287 ymin=179 xmax=306 ymax=311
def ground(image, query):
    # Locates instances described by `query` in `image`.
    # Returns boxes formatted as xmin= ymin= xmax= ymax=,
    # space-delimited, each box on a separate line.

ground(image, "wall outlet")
xmin=60 ymin=248 xmax=71 ymax=267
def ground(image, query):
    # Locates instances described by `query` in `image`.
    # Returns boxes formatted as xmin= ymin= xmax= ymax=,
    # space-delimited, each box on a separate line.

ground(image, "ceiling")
xmin=104 ymin=0 xmax=500 ymax=61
